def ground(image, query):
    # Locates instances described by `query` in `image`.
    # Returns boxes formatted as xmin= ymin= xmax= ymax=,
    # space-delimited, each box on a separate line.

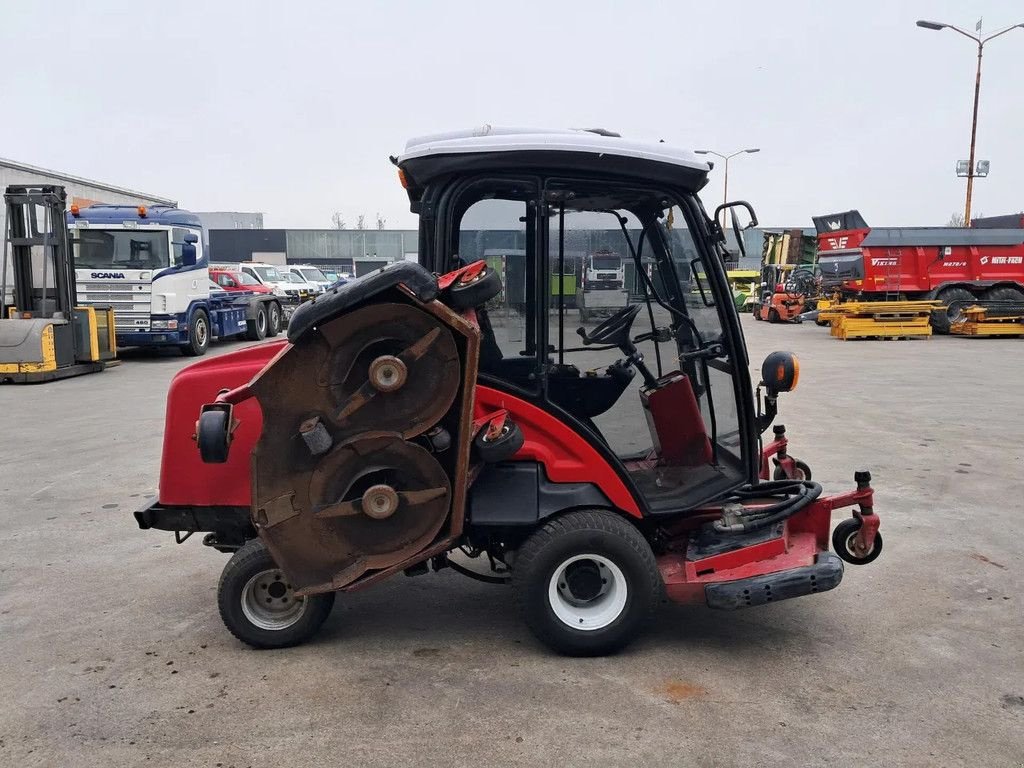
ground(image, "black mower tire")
xmin=832 ymin=518 xmax=883 ymax=565
xmin=181 ymin=309 xmax=210 ymax=357
xmin=983 ymin=285 xmax=1024 ymax=305
xmin=474 ymin=421 xmax=525 ymax=462
xmin=773 ymin=459 xmax=812 ymax=481
xmin=218 ymin=539 xmax=335 ymax=649
xmin=197 ymin=409 xmax=231 ymax=463
xmin=513 ymin=509 xmax=660 ymax=656
xmin=932 ymin=287 xmax=975 ymax=334
xmin=444 ymin=264 xmax=503 ymax=310
xmin=246 ymin=305 xmax=269 ymax=341
xmin=266 ymin=301 xmax=283 ymax=337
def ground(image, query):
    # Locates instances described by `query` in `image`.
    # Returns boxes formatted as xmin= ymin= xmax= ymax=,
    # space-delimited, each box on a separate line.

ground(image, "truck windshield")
xmin=253 ymin=266 xmax=282 ymax=281
xmin=236 ymin=272 xmax=261 ymax=286
xmin=72 ymin=229 xmax=170 ymax=270
xmin=299 ymin=267 xmax=327 ymax=282
xmin=591 ymin=256 xmax=621 ymax=271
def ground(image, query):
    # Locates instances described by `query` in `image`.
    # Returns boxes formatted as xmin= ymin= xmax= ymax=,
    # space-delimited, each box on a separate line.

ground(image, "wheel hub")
xmin=548 ymin=554 xmax=628 ymax=631
xmin=564 ymin=561 xmax=603 ymax=601
xmin=241 ymin=569 xmax=307 ymax=630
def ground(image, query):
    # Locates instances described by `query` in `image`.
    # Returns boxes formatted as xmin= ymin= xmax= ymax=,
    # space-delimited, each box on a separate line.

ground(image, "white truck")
xmin=576 ymin=250 xmax=628 ymax=322
xmin=69 ymin=204 xmax=286 ymax=355
xmin=287 ymin=264 xmax=332 ymax=292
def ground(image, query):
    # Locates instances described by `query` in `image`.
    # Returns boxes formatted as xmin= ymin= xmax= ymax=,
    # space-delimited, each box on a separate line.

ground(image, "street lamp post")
xmin=916 ymin=19 xmax=1024 ymax=225
xmin=693 ymin=148 xmax=760 ymax=228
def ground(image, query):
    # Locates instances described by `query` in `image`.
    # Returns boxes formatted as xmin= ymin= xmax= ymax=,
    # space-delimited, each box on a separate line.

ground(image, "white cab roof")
xmin=398 ymin=125 xmax=710 ymax=172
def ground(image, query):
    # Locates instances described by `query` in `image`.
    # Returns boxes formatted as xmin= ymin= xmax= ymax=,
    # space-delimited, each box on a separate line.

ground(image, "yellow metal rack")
xmin=950 ymin=306 xmax=1024 ymax=337
xmin=822 ymin=300 xmax=941 ymax=341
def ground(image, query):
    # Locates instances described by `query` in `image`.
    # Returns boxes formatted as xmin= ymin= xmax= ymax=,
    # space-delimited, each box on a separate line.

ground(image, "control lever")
xmin=678 ymin=342 xmax=725 ymax=363
xmin=632 ymin=327 xmax=672 ymax=344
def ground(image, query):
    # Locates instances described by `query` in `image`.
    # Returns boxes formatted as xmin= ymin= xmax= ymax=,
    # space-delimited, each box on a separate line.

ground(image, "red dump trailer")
xmin=813 ymin=210 xmax=1024 ymax=331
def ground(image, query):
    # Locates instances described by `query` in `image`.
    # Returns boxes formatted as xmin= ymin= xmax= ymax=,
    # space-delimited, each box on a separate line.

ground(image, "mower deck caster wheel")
xmin=197 ymin=409 xmax=231 ymax=464
xmin=218 ymin=539 xmax=335 ymax=649
xmin=773 ymin=459 xmax=812 ymax=481
xmin=474 ymin=421 xmax=524 ymax=463
xmin=443 ymin=264 xmax=503 ymax=310
xmin=832 ymin=518 xmax=882 ymax=565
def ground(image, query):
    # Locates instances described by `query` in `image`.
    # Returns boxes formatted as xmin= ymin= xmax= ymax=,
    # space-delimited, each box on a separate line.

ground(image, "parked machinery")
xmin=0 ymin=185 xmax=116 ymax=383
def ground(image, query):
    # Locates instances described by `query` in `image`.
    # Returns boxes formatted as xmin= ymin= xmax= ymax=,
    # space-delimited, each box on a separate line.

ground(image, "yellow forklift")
xmin=0 ymin=185 xmax=116 ymax=383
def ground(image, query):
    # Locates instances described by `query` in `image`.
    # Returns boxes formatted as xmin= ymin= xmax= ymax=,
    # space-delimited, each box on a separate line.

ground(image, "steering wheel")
xmin=577 ymin=304 xmax=643 ymax=349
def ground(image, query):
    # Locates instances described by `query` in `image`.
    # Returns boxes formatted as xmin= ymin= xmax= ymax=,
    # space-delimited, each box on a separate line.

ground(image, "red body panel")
xmin=818 ymin=227 xmax=1024 ymax=295
xmin=474 ymin=386 xmax=642 ymax=518
xmin=159 ymin=344 xmax=642 ymax=519
xmin=158 ymin=341 xmax=284 ymax=507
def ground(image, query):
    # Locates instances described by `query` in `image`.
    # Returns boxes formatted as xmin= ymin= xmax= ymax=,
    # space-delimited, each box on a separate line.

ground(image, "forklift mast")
xmin=2 ymin=185 xmax=77 ymax=319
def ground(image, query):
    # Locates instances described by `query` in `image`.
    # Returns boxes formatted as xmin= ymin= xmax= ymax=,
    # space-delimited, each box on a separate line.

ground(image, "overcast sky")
xmin=2 ymin=1 xmax=1022 ymax=229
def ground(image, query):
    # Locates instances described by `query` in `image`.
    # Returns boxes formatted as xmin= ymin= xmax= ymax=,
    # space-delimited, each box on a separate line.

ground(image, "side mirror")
xmin=712 ymin=201 xmax=758 ymax=261
xmin=184 ymin=232 xmax=199 ymax=244
xmin=761 ymin=351 xmax=800 ymax=396
xmin=181 ymin=242 xmax=197 ymax=267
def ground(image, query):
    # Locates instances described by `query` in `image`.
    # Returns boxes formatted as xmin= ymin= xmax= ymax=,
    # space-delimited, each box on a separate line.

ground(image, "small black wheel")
xmin=197 ymin=409 xmax=231 ymax=463
xmin=768 ymin=308 xmax=780 ymax=323
xmin=444 ymin=263 xmax=503 ymax=310
xmin=218 ymin=539 xmax=335 ymax=649
xmin=513 ymin=509 xmax=661 ymax=656
xmin=832 ymin=518 xmax=883 ymax=565
xmin=246 ymin=305 xmax=268 ymax=341
xmin=474 ymin=420 xmax=524 ymax=462
xmin=773 ymin=459 xmax=812 ymax=481
xmin=182 ymin=309 xmax=210 ymax=356
xmin=267 ymin=301 xmax=282 ymax=337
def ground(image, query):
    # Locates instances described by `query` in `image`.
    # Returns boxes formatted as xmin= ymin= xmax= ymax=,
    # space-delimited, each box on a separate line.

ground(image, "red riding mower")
xmin=135 ymin=128 xmax=882 ymax=656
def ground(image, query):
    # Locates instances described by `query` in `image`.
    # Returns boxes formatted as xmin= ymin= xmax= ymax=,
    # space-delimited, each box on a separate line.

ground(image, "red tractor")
xmin=135 ymin=128 xmax=881 ymax=656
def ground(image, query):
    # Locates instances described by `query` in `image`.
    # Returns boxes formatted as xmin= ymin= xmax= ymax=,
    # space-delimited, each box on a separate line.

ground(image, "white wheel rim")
xmin=196 ymin=318 xmax=208 ymax=346
xmin=241 ymin=568 xmax=307 ymax=631
xmin=548 ymin=554 xmax=628 ymax=631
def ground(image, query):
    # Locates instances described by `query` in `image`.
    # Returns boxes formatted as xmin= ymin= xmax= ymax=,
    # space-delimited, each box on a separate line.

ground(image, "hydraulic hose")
xmin=711 ymin=479 xmax=823 ymax=534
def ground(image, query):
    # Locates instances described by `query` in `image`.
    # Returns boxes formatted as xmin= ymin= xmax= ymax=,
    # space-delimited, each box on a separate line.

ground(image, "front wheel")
xmin=513 ymin=510 xmax=660 ymax=656
xmin=181 ymin=309 xmax=210 ymax=356
xmin=218 ymin=539 xmax=335 ymax=649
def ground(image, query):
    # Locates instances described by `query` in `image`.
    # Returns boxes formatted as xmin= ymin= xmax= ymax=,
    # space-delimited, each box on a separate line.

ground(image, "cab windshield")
xmin=299 ymin=267 xmax=327 ymax=282
xmin=591 ymin=255 xmax=621 ymax=271
xmin=237 ymin=272 xmax=261 ymax=286
xmin=253 ymin=266 xmax=282 ymax=282
xmin=72 ymin=229 xmax=170 ymax=270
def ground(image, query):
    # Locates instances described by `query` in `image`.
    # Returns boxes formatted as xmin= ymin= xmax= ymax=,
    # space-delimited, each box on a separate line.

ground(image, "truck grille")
xmin=77 ymin=280 xmax=152 ymax=331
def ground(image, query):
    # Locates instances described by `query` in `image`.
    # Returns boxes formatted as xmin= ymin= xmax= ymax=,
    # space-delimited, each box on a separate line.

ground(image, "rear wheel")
xmin=768 ymin=308 xmax=780 ymax=323
xmin=181 ymin=309 xmax=209 ymax=356
xmin=218 ymin=539 xmax=335 ymax=649
xmin=246 ymin=305 xmax=268 ymax=341
xmin=933 ymin=287 xmax=975 ymax=333
xmin=266 ymin=301 xmax=282 ymax=337
xmin=513 ymin=510 xmax=660 ymax=656
xmin=983 ymin=285 xmax=1024 ymax=306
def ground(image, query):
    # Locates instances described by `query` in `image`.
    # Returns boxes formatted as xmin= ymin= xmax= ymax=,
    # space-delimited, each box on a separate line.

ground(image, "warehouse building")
xmin=0 ymin=157 xmax=175 ymax=246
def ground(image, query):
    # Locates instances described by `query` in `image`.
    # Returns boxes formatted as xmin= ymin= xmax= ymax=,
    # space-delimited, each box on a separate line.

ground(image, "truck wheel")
xmin=246 ymin=305 xmax=268 ymax=341
xmin=983 ymin=286 xmax=1024 ymax=306
xmin=267 ymin=302 xmax=282 ymax=337
xmin=513 ymin=510 xmax=660 ymax=656
xmin=182 ymin=310 xmax=210 ymax=356
xmin=218 ymin=539 xmax=335 ymax=649
xmin=932 ymin=287 xmax=975 ymax=333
